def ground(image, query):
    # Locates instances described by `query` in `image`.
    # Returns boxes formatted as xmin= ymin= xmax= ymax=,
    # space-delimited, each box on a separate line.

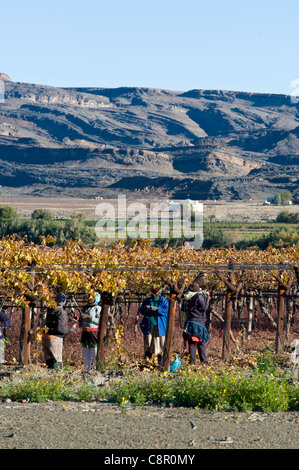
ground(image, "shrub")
xmin=1 ymin=375 xmax=73 ymax=402
xmin=0 ymin=366 xmax=297 ymax=412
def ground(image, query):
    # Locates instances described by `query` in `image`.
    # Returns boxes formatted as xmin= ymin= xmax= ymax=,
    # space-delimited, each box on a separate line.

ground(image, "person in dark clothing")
xmin=183 ymin=282 xmax=210 ymax=366
xmin=42 ymin=292 xmax=74 ymax=369
xmin=0 ymin=310 xmax=11 ymax=365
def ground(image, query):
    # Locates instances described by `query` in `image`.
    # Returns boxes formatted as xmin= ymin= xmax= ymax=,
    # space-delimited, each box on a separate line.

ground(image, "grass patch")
xmin=0 ymin=371 xmax=108 ymax=403
xmin=110 ymin=367 xmax=296 ymax=412
xmin=1 ymin=355 xmax=298 ymax=412
xmin=1 ymin=376 xmax=73 ymax=402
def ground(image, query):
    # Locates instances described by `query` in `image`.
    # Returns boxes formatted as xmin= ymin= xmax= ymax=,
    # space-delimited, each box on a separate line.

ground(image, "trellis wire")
xmin=1 ymin=262 xmax=298 ymax=367
xmin=0 ymin=262 xmax=297 ymax=272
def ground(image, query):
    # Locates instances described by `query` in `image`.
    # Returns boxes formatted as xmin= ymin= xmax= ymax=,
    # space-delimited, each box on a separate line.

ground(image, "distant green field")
xmin=87 ymin=218 xmax=299 ymax=249
xmin=0 ymin=203 xmax=298 ymax=249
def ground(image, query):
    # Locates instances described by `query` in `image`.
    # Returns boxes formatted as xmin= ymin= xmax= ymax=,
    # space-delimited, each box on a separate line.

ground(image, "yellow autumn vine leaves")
xmin=0 ymin=236 xmax=297 ymax=305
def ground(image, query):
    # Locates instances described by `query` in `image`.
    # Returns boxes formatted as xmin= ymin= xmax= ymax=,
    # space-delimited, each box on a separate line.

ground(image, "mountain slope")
xmin=0 ymin=78 xmax=298 ymax=200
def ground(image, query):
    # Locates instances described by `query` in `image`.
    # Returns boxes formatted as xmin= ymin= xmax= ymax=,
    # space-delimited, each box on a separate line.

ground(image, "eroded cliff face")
xmin=0 ymin=73 xmax=11 ymax=81
xmin=4 ymin=81 xmax=111 ymax=108
xmin=0 ymin=79 xmax=298 ymax=200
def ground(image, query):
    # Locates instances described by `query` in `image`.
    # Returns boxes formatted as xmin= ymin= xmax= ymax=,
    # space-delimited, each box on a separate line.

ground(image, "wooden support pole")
xmin=163 ymin=291 xmax=177 ymax=372
xmin=222 ymin=272 xmax=234 ymax=361
xmin=22 ymin=301 xmax=31 ymax=366
xmin=19 ymin=266 xmax=36 ymax=366
xmin=96 ymin=292 xmax=110 ymax=370
xmin=276 ymin=284 xmax=285 ymax=354
xmin=247 ymin=292 xmax=254 ymax=341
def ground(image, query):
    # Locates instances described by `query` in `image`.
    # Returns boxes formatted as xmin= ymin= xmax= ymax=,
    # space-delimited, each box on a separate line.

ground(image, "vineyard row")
xmin=0 ymin=239 xmax=298 ymax=369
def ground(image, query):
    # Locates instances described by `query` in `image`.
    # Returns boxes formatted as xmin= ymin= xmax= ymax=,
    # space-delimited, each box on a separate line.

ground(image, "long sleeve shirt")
xmin=186 ymin=292 xmax=209 ymax=325
xmin=45 ymin=307 xmax=71 ymax=338
xmin=139 ymin=295 xmax=169 ymax=336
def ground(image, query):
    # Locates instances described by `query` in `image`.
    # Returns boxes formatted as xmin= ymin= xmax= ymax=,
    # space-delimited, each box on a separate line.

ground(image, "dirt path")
xmin=0 ymin=364 xmax=298 ymax=451
xmin=1 ymin=399 xmax=299 ymax=450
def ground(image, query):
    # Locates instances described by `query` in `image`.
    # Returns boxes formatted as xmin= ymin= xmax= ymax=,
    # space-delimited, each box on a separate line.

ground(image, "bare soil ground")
xmin=1 ymin=316 xmax=299 ymax=451
xmin=0 ymin=362 xmax=298 ymax=451
xmin=1 ymin=196 xmax=299 ymax=221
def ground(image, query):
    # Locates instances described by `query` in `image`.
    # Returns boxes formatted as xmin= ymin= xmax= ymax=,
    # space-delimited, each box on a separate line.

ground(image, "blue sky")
xmin=1 ymin=0 xmax=299 ymax=95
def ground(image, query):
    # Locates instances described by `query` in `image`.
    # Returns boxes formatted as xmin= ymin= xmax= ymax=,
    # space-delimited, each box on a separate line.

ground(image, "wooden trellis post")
xmin=222 ymin=274 xmax=234 ymax=361
xmin=247 ymin=292 xmax=254 ymax=341
xmin=273 ymin=272 xmax=293 ymax=354
xmin=162 ymin=278 xmax=186 ymax=372
xmin=163 ymin=291 xmax=177 ymax=372
xmin=19 ymin=266 xmax=36 ymax=366
xmin=215 ymin=267 xmax=244 ymax=361
xmin=21 ymin=300 xmax=31 ymax=365
xmin=276 ymin=283 xmax=285 ymax=354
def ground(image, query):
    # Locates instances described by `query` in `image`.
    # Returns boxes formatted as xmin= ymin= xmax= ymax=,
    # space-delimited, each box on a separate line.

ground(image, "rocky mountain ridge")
xmin=0 ymin=77 xmax=298 ymax=200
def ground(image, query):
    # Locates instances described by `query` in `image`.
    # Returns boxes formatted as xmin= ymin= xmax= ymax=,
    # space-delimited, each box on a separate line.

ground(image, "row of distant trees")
xmin=0 ymin=206 xmax=98 ymax=245
xmin=0 ymin=204 xmax=298 ymax=249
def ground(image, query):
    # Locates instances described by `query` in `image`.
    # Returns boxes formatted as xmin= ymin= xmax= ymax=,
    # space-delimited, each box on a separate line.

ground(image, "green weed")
xmin=1 ymin=366 xmax=298 ymax=412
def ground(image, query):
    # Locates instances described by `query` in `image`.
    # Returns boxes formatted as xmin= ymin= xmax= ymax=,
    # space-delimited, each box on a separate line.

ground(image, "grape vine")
xmin=0 ymin=236 xmax=298 ymax=306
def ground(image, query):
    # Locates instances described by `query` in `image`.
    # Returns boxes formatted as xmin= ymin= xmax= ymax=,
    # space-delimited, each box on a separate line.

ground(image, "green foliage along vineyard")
xmin=0 ymin=235 xmax=298 ymax=306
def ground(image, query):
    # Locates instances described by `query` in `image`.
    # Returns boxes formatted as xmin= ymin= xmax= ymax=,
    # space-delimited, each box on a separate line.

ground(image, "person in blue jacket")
xmin=139 ymin=285 xmax=169 ymax=362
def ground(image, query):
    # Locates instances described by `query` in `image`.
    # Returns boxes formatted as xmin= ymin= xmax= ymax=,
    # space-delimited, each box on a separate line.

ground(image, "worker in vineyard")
xmin=183 ymin=282 xmax=210 ymax=366
xmin=42 ymin=292 xmax=74 ymax=369
xmin=0 ymin=310 xmax=11 ymax=366
xmin=78 ymin=292 xmax=101 ymax=371
xmin=139 ymin=285 xmax=169 ymax=363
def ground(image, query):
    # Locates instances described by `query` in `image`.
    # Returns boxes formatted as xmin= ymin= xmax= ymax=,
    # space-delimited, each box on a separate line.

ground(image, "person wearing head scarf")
xmin=139 ymin=285 xmax=169 ymax=363
xmin=42 ymin=292 xmax=73 ymax=369
xmin=183 ymin=282 xmax=210 ymax=366
xmin=79 ymin=292 xmax=101 ymax=371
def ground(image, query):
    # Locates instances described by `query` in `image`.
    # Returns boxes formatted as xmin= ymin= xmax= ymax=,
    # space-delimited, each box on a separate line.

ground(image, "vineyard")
xmin=1 ymin=236 xmax=299 ymax=370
